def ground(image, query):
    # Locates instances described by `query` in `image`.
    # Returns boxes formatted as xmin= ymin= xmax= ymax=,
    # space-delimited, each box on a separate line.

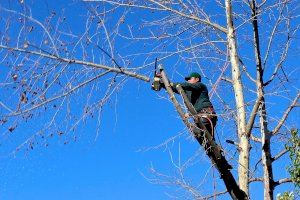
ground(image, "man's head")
xmin=185 ymin=72 xmax=201 ymax=84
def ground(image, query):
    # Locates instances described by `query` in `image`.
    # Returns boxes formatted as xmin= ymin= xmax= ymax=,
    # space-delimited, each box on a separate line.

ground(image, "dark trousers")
xmin=200 ymin=116 xmax=217 ymax=137
xmin=198 ymin=107 xmax=217 ymax=138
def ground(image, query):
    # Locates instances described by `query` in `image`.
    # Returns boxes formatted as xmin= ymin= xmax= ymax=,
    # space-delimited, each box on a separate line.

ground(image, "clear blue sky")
xmin=0 ymin=0 xmax=299 ymax=200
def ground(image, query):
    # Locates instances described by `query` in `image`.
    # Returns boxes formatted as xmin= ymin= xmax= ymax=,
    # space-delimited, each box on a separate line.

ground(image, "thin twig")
xmin=272 ymin=92 xmax=300 ymax=135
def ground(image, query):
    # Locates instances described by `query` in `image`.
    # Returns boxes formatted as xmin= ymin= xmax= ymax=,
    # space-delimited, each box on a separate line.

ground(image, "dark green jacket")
xmin=171 ymin=82 xmax=213 ymax=112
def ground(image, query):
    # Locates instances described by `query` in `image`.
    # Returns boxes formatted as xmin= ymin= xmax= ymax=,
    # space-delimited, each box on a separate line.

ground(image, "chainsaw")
xmin=151 ymin=58 xmax=163 ymax=91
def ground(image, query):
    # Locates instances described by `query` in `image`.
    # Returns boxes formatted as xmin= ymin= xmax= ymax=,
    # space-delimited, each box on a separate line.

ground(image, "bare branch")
xmin=274 ymin=178 xmax=292 ymax=187
xmin=240 ymin=61 xmax=256 ymax=83
xmin=264 ymin=19 xmax=294 ymax=86
xmin=250 ymin=135 xmax=261 ymax=143
xmin=226 ymin=139 xmax=242 ymax=151
xmin=143 ymin=165 xmax=204 ymax=199
xmin=148 ymin=0 xmax=228 ymax=33
xmin=83 ymin=0 xmax=166 ymax=11
xmin=0 ymin=45 xmax=150 ymax=82
xmin=246 ymin=94 xmax=262 ymax=135
xmin=272 ymin=149 xmax=288 ymax=162
xmin=272 ymin=92 xmax=300 ymax=135
xmin=88 ymin=0 xmax=228 ymax=33
xmin=262 ymin=4 xmax=286 ymax=67
xmin=0 ymin=7 xmax=59 ymax=56
xmin=202 ymin=190 xmax=228 ymax=200
xmin=249 ymin=177 xmax=263 ymax=183
xmin=221 ymin=76 xmax=233 ymax=83
xmin=6 ymin=70 xmax=111 ymax=117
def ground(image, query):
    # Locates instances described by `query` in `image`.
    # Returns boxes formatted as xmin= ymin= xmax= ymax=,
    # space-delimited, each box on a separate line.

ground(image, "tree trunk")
xmin=225 ymin=0 xmax=249 ymax=196
xmin=250 ymin=0 xmax=274 ymax=198
xmin=260 ymin=97 xmax=274 ymax=200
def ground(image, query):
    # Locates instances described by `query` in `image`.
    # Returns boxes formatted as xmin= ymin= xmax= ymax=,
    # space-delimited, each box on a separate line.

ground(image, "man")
xmin=159 ymin=72 xmax=217 ymax=137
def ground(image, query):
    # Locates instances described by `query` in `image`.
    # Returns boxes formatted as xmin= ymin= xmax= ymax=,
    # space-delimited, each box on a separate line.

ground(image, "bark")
xmin=159 ymin=66 xmax=247 ymax=200
xmin=250 ymin=1 xmax=274 ymax=199
xmin=260 ymin=97 xmax=274 ymax=200
xmin=225 ymin=0 xmax=249 ymax=195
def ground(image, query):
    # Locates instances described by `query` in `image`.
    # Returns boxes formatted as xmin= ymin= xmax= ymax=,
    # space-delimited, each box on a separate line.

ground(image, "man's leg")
xmin=200 ymin=117 xmax=215 ymax=138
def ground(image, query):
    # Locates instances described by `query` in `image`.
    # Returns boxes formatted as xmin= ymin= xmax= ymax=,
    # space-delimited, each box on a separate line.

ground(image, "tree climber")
xmin=153 ymin=72 xmax=217 ymax=137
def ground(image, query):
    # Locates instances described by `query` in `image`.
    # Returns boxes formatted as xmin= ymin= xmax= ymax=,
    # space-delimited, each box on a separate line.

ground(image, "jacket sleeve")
xmin=160 ymin=81 xmax=180 ymax=94
xmin=162 ymin=82 xmax=201 ymax=93
xmin=175 ymin=82 xmax=202 ymax=91
xmin=170 ymin=83 xmax=179 ymax=94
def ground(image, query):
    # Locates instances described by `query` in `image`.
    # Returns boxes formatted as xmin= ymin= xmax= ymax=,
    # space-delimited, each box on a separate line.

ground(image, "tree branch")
xmin=158 ymin=65 xmax=196 ymax=131
xmin=246 ymin=94 xmax=262 ymax=135
xmin=263 ymin=19 xmax=293 ymax=86
xmin=272 ymin=92 xmax=300 ymax=135
xmin=0 ymin=45 xmax=150 ymax=82
xmin=203 ymin=190 xmax=228 ymax=200
xmin=272 ymin=149 xmax=288 ymax=162
xmin=274 ymin=178 xmax=292 ymax=187
xmin=6 ymin=70 xmax=112 ymax=117
xmin=221 ymin=76 xmax=233 ymax=83
xmin=0 ymin=7 xmax=59 ymax=56
xmin=250 ymin=135 xmax=262 ymax=143
xmin=87 ymin=0 xmax=228 ymax=33
xmin=148 ymin=0 xmax=228 ymax=33
xmin=249 ymin=177 xmax=263 ymax=183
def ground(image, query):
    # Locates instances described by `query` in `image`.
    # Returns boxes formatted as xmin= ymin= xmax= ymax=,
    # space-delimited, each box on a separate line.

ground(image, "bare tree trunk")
xmin=225 ymin=0 xmax=249 ymax=196
xmin=250 ymin=1 xmax=274 ymax=199
xmin=260 ymin=97 xmax=274 ymax=200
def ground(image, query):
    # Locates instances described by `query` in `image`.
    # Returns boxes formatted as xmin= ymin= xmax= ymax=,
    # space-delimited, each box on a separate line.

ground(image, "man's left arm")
xmin=177 ymin=82 xmax=202 ymax=91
